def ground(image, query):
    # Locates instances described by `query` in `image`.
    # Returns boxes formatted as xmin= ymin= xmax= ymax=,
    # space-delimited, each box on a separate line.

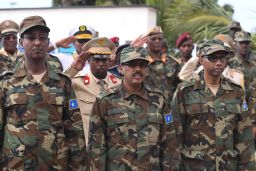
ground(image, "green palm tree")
xmin=163 ymin=0 xmax=233 ymax=47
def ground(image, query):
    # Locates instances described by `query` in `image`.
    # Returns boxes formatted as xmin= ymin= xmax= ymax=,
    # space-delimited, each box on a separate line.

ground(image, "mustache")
xmin=132 ymin=72 xmax=143 ymax=77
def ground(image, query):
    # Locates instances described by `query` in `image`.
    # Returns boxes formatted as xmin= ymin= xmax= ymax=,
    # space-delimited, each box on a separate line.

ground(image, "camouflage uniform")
xmin=172 ymin=71 xmax=255 ymax=170
xmin=145 ymin=54 xmax=180 ymax=102
xmin=0 ymin=50 xmax=23 ymax=73
xmin=229 ymin=53 xmax=256 ymax=102
xmin=87 ymin=46 xmax=180 ymax=171
xmin=0 ymin=61 xmax=86 ymax=170
xmin=87 ymin=84 xmax=180 ymax=171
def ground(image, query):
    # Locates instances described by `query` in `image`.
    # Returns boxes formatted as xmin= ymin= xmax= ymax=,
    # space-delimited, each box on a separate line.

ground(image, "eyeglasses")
xmin=238 ymin=41 xmax=250 ymax=45
xmin=77 ymin=39 xmax=90 ymax=44
xmin=23 ymin=34 xmax=48 ymax=42
xmin=122 ymin=60 xmax=148 ymax=68
xmin=204 ymin=55 xmax=227 ymax=63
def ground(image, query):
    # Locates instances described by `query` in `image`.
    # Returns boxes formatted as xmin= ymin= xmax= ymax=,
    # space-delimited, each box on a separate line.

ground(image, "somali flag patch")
xmin=164 ymin=113 xmax=173 ymax=124
xmin=69 ymin=99 xmax=78 ymax=110
xmin=242 ymin=101 xmax=248 ymax=111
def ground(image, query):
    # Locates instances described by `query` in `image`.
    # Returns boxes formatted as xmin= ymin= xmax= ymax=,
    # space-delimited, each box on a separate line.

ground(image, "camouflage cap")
xmin=228 ymin=21 xmax=241 ymax=30
xmin=19 ymin=15 xmax=50 ymax=36
xmin=0 ymin=20 xmax=19 ymax=36
xmin=82 ymin=37 xmax=115 ymax=55
xmin=144 ymin=26 xmax=163 ymax=37
xmin=234 ymin=31 xmax=251 ymax=42
xmin=200 ymin=39 xmax=229 ymax=57
xmin=120 ymin=46 xmax=148 ymax=64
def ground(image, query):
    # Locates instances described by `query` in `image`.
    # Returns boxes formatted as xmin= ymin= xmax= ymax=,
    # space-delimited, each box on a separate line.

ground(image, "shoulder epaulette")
xmin=97 ymin=85 xmax=120 ymax=99
xmin=177 ymin=80 xmax=194 ymax=91
xmin=168 ymin=55 xmax=181 ymax=64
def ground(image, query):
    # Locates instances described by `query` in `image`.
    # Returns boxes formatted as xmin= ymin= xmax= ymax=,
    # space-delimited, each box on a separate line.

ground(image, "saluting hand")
xmin=71 ymin=51 xmax=91 ymax=71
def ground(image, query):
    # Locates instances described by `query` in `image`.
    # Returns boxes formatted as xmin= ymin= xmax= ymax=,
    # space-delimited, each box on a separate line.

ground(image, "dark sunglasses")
xmin=77 ymin=39 xmax=90 ymax=44
xmin=204 ymin=55 xmax=227 ymax=63
xmin=122 ymin=60 xmax=148 ymax=68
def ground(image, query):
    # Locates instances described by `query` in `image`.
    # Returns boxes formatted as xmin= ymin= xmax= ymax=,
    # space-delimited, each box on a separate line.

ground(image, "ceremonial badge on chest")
xmin=69 ymin=99 xmax=78 ymax=110
xmin=164 ymin=113 xmax=173 ymax=124
xmin=242 ymin=101 xmax=248 ymax=111
xmin=84 ymin=75 xmax=90 ymax=85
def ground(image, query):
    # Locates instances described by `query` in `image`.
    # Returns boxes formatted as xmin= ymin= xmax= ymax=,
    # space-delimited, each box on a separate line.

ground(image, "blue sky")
xmin=218 ymin=0 xmax=256 ymax=32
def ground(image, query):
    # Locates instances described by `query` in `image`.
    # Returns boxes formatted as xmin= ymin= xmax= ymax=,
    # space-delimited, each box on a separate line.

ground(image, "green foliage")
xmin=251 ymin=32 xmax=256 ymax=52
xmin=163 ymin=0 xmax=232 ymax=48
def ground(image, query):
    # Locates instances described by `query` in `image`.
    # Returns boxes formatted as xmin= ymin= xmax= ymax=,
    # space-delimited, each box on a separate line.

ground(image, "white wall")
xmin=0 ymin=7 xmax=157 ymax=44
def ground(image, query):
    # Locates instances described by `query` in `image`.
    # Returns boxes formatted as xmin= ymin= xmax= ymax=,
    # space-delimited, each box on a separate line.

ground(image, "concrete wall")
xmin=0 ymin=6 xmax=157 ymax=44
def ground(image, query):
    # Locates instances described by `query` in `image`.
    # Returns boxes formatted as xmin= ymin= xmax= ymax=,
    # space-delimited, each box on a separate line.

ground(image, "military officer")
xmin=175 ymin=32 xmax=194 ymax=66
xmin=87 ymin=46 xmax=180 ymax=170
xmin=227 ymin=21 xmax=242 ymax=40
xmin=0 ymin=15 xmax=86 ymax=170
xmin=144 ymin=26 xmax=180 ymax=102
xmin=0 ymin=20 xmax=23 ymax=73
xmin=68 ymin=37 xmax=121 ymax=144
xmin=172 ymin=39 xmax=255 ymax=170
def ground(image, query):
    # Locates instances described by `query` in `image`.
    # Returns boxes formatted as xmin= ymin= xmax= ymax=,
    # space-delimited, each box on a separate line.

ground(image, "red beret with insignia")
xmin=176 ymin=32 xmax=193 ymax=48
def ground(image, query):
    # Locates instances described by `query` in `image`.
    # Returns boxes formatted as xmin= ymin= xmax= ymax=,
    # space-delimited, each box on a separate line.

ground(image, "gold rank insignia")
xmin=98 ymin=39 xmax=104 ymax=46
xmin=79 ymin=25 xmax=86 ymax=31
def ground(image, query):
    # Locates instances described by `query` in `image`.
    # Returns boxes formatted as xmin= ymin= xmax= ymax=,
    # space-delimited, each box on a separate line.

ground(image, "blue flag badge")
xmin=69 ymin=99 xmax=78 ymax=110
xmin=242 ymin=101 xmax=248 ymax=111
xmin=164 ymin=114 xmax=173 ymax=124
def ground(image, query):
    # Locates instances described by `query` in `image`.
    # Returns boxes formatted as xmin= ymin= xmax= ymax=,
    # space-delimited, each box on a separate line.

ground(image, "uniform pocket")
xmin=5 ymin=93 xmax=28 ymax=125
xmin=107 ymin=113 xmax=129 ymax=143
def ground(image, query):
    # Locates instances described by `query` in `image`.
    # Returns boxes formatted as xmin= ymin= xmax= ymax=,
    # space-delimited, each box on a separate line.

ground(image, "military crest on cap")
xmin=98 ymin=39 xmax=104 ymax=46
xmin=79 ymin=25 xmax=87 ymax=32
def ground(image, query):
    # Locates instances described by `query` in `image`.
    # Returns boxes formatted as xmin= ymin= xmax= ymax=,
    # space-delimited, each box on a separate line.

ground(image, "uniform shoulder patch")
xmin=241 ymin=101 xmax=248 ymax=111
xmin=164 ymin=113 xmax=173 ymax=124
xmin=69 ymin=99 xmax=79 ymax=110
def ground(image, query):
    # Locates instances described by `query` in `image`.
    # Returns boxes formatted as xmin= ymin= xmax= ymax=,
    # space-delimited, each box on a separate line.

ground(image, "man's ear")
xmin=19 ymin=38 xmax=23 ymax=48
xmin=199 ymin=56 xmax=204 ymax=66
xmin=118 ymin=65 xmax=124 ymax=75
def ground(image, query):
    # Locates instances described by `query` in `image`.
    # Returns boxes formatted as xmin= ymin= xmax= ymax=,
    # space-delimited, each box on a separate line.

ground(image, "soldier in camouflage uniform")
xmin=229 ymin=31 xmax=256 ymax=102
xmin=0 ymin=15 xmax=86 ymax=170
xmin=87 ymin=46 xmax=180 ymax=171
xmin=0 ymin=20 xmax=24 ymax=73
xmin=144 ymin=26 xmax=180 ymax=102
xmin=172 ymin=39 xmax=256 ymax=170
xmin=0 ymin=19 xmax=63 ymax=73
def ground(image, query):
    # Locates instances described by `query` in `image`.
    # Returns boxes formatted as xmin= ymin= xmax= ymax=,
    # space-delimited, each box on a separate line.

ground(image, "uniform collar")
xmin=147 ymin=53 xmax=167 ymax=63
xmin=120 ymin=82 xmax=148 ymax=100
xmin=13 ymin=59 xmax=61 ymax=82
xmin=0 ymin=47 xmax=23 ymax=58
xmin=193 ymin=71 xmax=234 ymax=91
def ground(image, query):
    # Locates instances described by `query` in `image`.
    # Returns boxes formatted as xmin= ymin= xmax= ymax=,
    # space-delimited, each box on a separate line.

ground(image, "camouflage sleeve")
xmin=249 ymin=69 xmax=256 ymax=126
xmin=236 ymin=93 xmax=256 ymax=170
xmin=161 ymin=100 xmax=181 ymax=171
xmin=63 ymin=79 xmax=86 ymax=170
xmin=0 ymin=79 xmax=4 ymax=157
xmin=87 ymin=98 xmax=107 ymax=171
xmin=170 ymin=88 xmax=184 ymax=145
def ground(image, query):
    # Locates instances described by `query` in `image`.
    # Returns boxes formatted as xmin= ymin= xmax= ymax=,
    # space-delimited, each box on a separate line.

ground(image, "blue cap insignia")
xmin=164 ymin=113 xmax=173 ymax=124
xmin=242 ymin=101 xmax=248 ymax=111
xmin=69 ymin=99 xmax=78 ymax=110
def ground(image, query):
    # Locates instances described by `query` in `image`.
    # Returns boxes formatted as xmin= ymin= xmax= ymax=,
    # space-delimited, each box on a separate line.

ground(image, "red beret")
xmin=176 ymin=32 xmax=193 ymax=48
xmin=110 ymin=37 xmax=119 ymax=43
